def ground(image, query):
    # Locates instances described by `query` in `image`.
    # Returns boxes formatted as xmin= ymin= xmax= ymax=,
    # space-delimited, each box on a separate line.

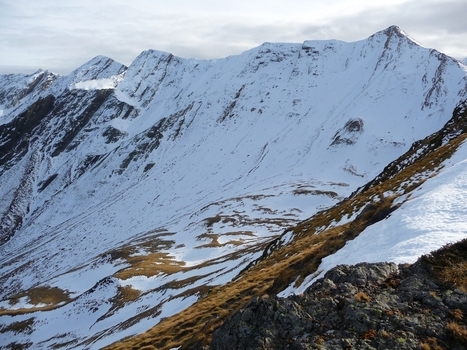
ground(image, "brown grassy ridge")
xmin=203 ymin=212 xmax=299 ymax=233
xmin=84 ymin=233 xmax=276 ymax=333
xmin=104 ymin=195 xmax=395 ymax=350
xmin=114 ymin=251 xmax=186 ymax=280
xmin=105 ymin=132 xmax=467 ymax=349
xmin=422 ymin=237 xmax=467 ymax=292
xmin=0 ymin=286 xmax=71 ymax=316
xmin=112 ymin=209 xmax=295 ymax=280
xmin=0 ymin=317 xmax=35 ymax=335
xmin=195 ymin=232 xmax=255 ymax=249
xmin=108 ymin=231 xmax=186 ymax=280
xmin=419 ymin=237 xmax=467 ymax=346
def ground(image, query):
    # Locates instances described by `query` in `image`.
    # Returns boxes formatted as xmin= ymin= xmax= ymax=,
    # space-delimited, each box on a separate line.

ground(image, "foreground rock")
xmin=209 ymin=243 xmax=467 ymax=349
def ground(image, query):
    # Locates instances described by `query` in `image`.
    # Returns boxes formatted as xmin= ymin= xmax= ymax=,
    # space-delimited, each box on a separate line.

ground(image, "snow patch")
xmin=73 ymin=77 xmax=119 ymax=90
xmin=108 ymin=118 xmax=132 ymax=133
xmin=114 ymin=88 xmax=138 ymax=107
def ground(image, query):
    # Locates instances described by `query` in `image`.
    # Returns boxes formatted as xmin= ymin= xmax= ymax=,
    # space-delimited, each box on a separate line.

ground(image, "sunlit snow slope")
xmin=1 ymin=26 xmax=467 ymax=349
xmin=280 ymin=132 xmax=467 ymax=296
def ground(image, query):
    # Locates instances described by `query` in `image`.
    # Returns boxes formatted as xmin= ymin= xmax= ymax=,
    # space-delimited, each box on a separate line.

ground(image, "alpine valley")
xmin=1 ymin=26 xmax=467 ymax=349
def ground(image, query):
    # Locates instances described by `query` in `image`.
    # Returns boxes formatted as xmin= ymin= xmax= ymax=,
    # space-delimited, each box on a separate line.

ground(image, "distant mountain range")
xmin=1 ymin=25 xmax=467 ymax=349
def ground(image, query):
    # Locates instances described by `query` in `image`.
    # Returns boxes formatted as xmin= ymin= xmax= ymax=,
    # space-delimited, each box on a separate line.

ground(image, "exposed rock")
xmin=209 ymin=257 xmax=467 ymax=349
xmin=0 ymin=95 xmax=55 ymax=171
xmin=330 ymin=118 xmax=364 ymax=147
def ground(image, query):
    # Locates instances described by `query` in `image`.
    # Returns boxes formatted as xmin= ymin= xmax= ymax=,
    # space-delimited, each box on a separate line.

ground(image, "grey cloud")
xmin=400 ymin=0 xmax=467 ymax=34
xmin=296 ymin=0 xmax=467 ymax=58
xmin=1 ymin=0 xmax=466 ymax=74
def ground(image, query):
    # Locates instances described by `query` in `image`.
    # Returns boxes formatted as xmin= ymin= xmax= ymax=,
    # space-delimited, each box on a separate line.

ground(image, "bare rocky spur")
xmin=208 ymin=239 xmax=467 ymax=350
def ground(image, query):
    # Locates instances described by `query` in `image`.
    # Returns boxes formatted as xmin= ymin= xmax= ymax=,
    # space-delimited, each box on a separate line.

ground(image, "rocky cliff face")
xmin=209 ymin=239 xmax=467 ymax=350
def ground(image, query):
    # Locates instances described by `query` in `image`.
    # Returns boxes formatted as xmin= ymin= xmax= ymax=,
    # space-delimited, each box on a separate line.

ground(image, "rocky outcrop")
xmin=209 ymin=250 xmax=467 ymax=349
xmin=330 ymin=118 xmax=364 ymax=147
xmin=352 ymin=98 xmax=467 ymax=196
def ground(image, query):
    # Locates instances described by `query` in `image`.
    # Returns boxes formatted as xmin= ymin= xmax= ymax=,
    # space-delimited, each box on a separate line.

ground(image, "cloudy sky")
xmin=1 ymin=0 xmax=467 ymax=75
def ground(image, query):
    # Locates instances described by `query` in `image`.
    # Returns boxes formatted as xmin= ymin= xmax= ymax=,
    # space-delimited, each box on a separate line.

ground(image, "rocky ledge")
xmin=208 ymin=240 xmax=467 ymax=349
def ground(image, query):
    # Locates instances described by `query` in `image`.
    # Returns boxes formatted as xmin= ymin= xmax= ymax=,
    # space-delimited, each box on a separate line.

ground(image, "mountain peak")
xmin=67 ymin=55 xmax=127 ymax=86
xmin=1 ymin=26 xmax=467 ymax=349
xmin=129 ymin=49 xmax=175 ymax=66
xmin=374 ymin=25 xmax=407 ymax=39
xmin=384 ymin=24 xmax=404 ymax=36
xmin=369 ymin=25 xmax=422 ymax=47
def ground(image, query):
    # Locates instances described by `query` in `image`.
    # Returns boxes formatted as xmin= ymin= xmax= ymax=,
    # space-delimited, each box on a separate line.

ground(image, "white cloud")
xmin=0 ymin=0 xmax=466 ymax=74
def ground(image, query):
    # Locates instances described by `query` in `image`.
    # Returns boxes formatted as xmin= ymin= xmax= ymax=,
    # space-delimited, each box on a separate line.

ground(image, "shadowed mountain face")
xmin=1 ymin=26 xmax=467 ymax=349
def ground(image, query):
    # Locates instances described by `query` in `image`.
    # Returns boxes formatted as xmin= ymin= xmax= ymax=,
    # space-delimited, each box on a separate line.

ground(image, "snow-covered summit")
xmin=1 ymin=26 xmax=467 ymax=349
xmin=65 ymin=55 xmax=127 ymax=91
xmin=68 ymin=55 xmax=126 ymax=83
xmin=0 ymin=69 xmax=58 ymax=124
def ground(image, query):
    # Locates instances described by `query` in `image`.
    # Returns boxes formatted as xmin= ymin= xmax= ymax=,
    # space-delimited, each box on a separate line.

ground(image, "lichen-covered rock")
xmin=209 ymin=261 xmax=467 ymax=350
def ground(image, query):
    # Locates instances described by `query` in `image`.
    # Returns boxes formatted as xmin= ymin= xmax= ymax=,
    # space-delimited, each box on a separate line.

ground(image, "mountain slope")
xmin=1 ymin=26 xmax=467 ymax=349
xmin=108 ymin=99 xmax=467 ymax=349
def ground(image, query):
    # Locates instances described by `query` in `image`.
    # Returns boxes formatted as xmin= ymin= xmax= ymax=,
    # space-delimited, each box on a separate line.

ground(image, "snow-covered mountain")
xmin=1 ymin=25 xmax=467 ymax=349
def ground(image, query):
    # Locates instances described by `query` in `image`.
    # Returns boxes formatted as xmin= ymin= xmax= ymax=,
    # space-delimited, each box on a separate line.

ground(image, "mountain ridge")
xmin=108 ymin=98 xmax=467 ymax=350
xmin=1 ymin=26 xmax=467 ymax=349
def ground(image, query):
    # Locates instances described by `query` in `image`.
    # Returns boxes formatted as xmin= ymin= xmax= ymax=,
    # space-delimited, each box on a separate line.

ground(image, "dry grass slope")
xmin=422 ymin=238 xmax=467 ymax=292
xmin=421 ymin=237 xmax=467 ymax=346
xmin=0 ymin=286 xmax=71 ymax=316
xmin=104 ymin=128 xmax=467 ymax=349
